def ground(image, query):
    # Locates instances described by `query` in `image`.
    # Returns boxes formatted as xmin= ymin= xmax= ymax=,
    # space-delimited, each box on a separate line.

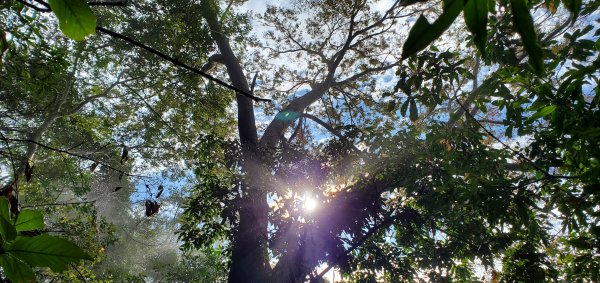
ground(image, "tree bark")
xmin=200 ymin=1 xmax=270 ymax=282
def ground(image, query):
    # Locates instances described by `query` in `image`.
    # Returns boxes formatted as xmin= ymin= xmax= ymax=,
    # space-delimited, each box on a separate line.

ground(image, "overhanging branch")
xmin=5 ymin=138 xmax=149 ymax=179
xmin=95 ymin=26 xmax=271 ymax=102
xmin=300 ymin=113 xmax=361 ymax=153
xmin=14 ymin=0 xmax=270 ymax=102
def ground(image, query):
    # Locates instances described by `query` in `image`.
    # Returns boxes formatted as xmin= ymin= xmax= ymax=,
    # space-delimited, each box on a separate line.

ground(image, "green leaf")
xmin=0 ymin=30 xmax=8 ymax=67
xmin=488 ymin=0 xmax=497 ymax=14
xmin=516 ymin=200 xmax=530 ymax=227
xmin=568 ymin=237 xmax=591 ymax=249
xmin=0 ymin=255 xmax=36 ymax=283
xmin=409 ymin=99 xmax=418 ymax=121
xmin=401 ymin=99 xmax=409 ymax=117
xmin=48 ymin=0 xmax=96 ymax=41
xmin=0 ymin=217 xmax=17 ymax=242
xmin=582 ymin=184 xmax=600 ymax=195
xmin=510 ymin=0 xmax=544 ymax=75
xmin=0 ymin=198 xmax=16 ymax=241
xmin=561 ymin=0 xmax=582 ymax=23
xmin=591 ymin=226 xmax=600 ymax=237
xmin=0 ymin=196 xmax=10 ymax=221
xmin=402 ymin=0 xmax=465 ymax=58
xmin=6 ymin=235 xmax=93 ymax=272
xmin=464 ymin=0 xmax=489 ymax=55
xmin=386 ymin=100 xmax=396 ymax=112
xmin=579 ymin=128 xmax=600 ymax=138
xmin=14 ymin=210 xmax=45 ymax=232
xmin=528 ymin=105 xmax=556 ymax=121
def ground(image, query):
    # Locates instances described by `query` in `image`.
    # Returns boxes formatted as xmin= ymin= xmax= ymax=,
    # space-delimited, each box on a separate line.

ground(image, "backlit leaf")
xmin=48 ymin=0 xmax=96 ymax=41
xmin=402 ymin=0 xmax=465 ymax=58
xmin=0 ymin=255 xmax=36 ymax=283
xmin=6 ymin=235 xmax=93 ymax=272
xmin=464 ymin=0 xmax=489 ymax=55
xmin=14 ymin=210 xmax=45 ymax=232
xmin=409 ymin=99 xmax=418 ymax=121
xmin=510 ymin=0 xmax=544 ymax=74
xmin=561 ymin=0 xmax=582 ymax=23
xmin=0 ymin=216 xmax=17 ymax=242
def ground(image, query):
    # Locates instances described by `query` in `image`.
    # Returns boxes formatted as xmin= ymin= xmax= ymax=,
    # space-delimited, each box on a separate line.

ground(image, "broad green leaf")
xmin=464 ymin=0 xmax=489 ymax=55
xmin=528 ymin=105 xmax=556 ymax=121
xmin=14 ymin=210 xmax=45 ymax=232
xmin=561 ymin=0 xmax=582 ymax=23
xmin=0 ymin=255 xmax=36 ymax=283
xmin=568 ymin=237 xmax=591 ymax=249
xmin=579 ymin=128 xmax=600 ymax=138
xmin=510 ymin=0 xmax=544 ymax=74
xmin=591 ymin=226 xmax=600 ymax=237
xmin=48 ymin=0 xmax=96 ymax=41
xmin=488 ymin=0 xmax=496 ymax=13
xmin=0 ymin=196 xmax=10 ymax=221
xmin=274 ymin=111 xmax=301 ymax=122
xmin=401 ymin=99 xmax=409 ymax=117
xmin=401 ymin=0 xmax=465 ymax=58
xmin=0 ymin=30 xmax=7 ymax=67
xmin=0 ymin=217 xmax=16 ymax=242
xmin=6 ymin=235 xmax=93 ymax=272
xmin=552 ymin=109 xmax=565 ymax=134
xmin=409 ymin=99 xmax=418 ymax=121
xmin=516 ymin=200 xmax=530 ymax=227
xmin=386 ymin=100 xmax=396 ymax=112
xmin=580 ymin=183 xmax=598 ymax=195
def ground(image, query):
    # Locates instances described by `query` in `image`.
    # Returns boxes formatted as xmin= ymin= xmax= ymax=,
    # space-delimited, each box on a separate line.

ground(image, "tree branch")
xmin=333 ymin=62 xmax=400 ymax=86
xmin=66 ymin=71 xmax=130 ymax=115
xmin=300 ymin=113 xmax=361 ymax=153
xmin=5 ymin=138 xmax=150 ymax=179
xmin=15 ymin=0 xmax=51 ymax=12
xmin=17 ymin=0 xmax=270 ymax=102
xmin=95 ymin=26 xmax=270 ymax=102
xmin=199 ymin=53 xmax=226 ymax=73
xmin=87 ymin=0 xmax=127 ymax=6
xmin=454 ymin=98 xmax=578 ymax=179
xmin=311 ymin=212 xmax=395 ymax=282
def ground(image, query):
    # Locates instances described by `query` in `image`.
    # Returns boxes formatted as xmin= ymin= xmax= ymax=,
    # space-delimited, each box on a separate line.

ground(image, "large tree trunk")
xmin=200 ymin=1 xmax=270 ymax=282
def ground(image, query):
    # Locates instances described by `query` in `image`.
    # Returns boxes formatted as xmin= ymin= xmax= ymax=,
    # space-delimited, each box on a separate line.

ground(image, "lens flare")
xmin=303 ymin=193 xmax=318 ymax=212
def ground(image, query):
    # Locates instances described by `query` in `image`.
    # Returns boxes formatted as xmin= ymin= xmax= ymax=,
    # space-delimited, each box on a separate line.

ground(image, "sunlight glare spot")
xmin=303 ymin=194 xmax=318 ymax=212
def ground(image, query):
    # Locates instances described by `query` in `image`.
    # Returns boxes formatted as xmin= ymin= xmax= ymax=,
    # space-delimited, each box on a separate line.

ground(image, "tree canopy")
xmin=1 ymin=0 xmax=600 ymax=282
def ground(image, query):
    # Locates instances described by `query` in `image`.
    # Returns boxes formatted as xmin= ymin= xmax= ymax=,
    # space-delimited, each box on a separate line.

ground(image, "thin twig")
xmin=95 ymin=26 xmax=270 ymax=102
xmin=312 ymin=212 xmax=395 ymax=282
xmin=87 ymin=0 xmax=127 ymax=6
xmin=454 ymin=98 xmax=578 ymax=179
xmin=15 ymin=0 xmax=51 ymax=12
xmin=70 ymin=263 xmax=88 ymax=283
xmin=16 ymin=0 xmax=270 ymax=102
xmin=5 ymin=138 xmax=150 ymax=179
xmin=21 ymin=201 xmax=95 ymax=208
xmin=300 ymin=113 xmax=361 ymax=153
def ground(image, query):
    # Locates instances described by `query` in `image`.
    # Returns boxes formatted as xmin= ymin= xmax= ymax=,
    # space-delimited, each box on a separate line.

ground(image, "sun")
xmin=302 ymin=193 xmax=318 ymax=212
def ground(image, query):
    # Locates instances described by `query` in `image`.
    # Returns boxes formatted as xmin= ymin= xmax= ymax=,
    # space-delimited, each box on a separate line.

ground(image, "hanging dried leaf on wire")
xmin=120 ymin=146 xmax=129 ymax=164
xmin=156 ymin=185 xmax=164 ymax=198
xmin=145 ymin=199 xmax=160 ymax=217
xmin=25 ymin=162 xmax=34 ymax=182
xmin=89 ymin=162 xmax=98 ymax=172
